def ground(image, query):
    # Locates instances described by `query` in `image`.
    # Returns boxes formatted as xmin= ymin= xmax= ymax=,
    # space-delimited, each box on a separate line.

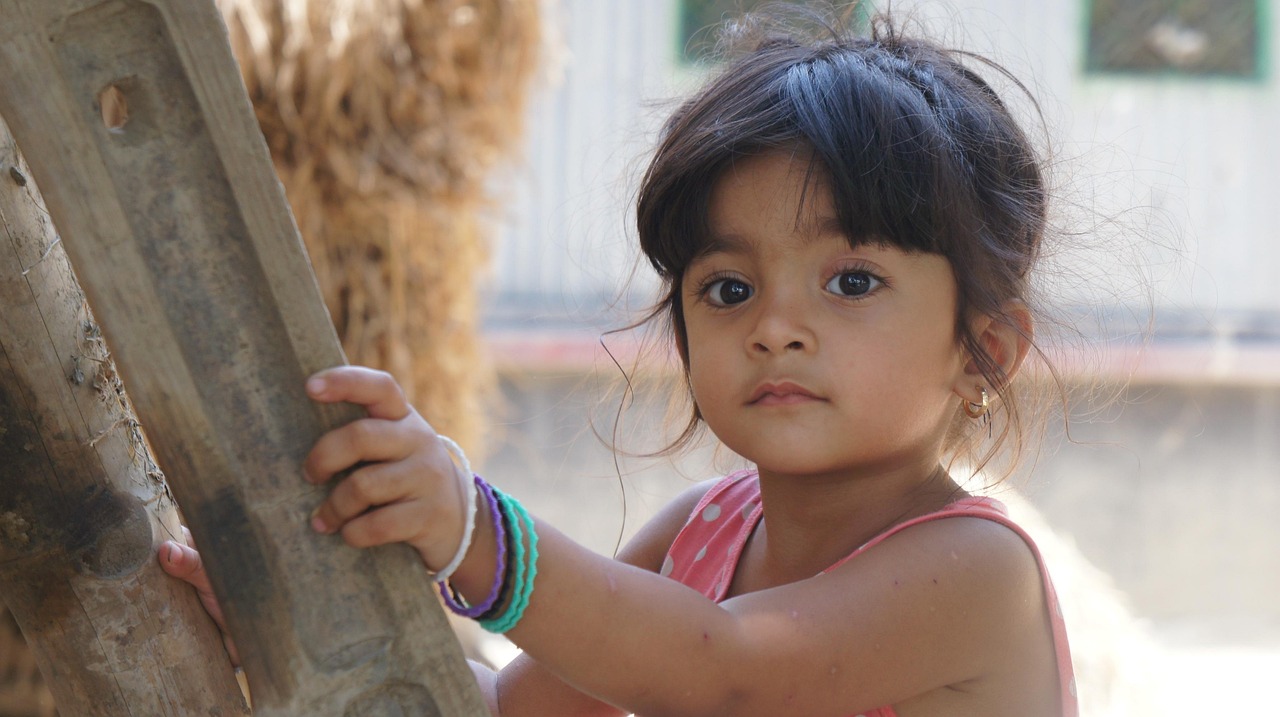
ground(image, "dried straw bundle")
xmin=216 ymin=0 xmax=542 ymax=454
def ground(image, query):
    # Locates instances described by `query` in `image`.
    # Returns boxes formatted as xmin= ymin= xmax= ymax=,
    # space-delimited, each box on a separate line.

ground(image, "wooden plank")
xmin=0 ymin=1 xmax=488 ymax=714
xmin=0 ymin=115 xmax=250 ymax=716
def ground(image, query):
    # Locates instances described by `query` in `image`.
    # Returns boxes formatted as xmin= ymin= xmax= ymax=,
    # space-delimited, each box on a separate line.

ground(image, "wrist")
xmin=423 ymin=435 xmax=479 ymax=582
xmin=437 ymin=479 xmax=539 ymax=634
xmin=440 ymin=481 xmax=502 ymax=604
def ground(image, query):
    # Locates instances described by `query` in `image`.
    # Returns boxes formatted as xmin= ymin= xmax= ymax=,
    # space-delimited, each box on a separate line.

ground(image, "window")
xmin=679 ymin=0 xmax=871 ymax=64
xmin=1085 ymin=0 xmax=1264 ymax=78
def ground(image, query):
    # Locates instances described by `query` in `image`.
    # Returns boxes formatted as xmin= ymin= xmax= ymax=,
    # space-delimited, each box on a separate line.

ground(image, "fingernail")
xmin=310 ymin=511 xmax=328 ymax=534
xmin=306 ymin=377 xmax=326 ymax=396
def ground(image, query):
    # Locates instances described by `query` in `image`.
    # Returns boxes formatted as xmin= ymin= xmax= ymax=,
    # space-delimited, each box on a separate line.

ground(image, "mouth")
xmin=748 ymin=381 xmax=823 ymax=406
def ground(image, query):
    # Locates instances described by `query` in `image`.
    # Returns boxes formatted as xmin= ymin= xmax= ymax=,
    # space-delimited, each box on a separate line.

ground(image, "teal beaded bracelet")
xmin=479 ymin=488 xmax=539 ymax=634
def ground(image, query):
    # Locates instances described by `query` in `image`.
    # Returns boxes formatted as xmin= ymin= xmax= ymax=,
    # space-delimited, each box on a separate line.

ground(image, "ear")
xmin=953 ymin=302 xmax=1033 ymax=403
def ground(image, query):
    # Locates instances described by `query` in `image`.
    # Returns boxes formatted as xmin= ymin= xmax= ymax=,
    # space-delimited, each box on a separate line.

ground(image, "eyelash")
xmin=694 ymin=271 xmax=749 ymax=307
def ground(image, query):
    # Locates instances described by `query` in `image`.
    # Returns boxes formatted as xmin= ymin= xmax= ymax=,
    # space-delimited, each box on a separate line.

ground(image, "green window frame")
xmin=677 ymin=0 xmax=872 ymax=65
xmin=1084 ymin=0 xmax=1268 ymax=79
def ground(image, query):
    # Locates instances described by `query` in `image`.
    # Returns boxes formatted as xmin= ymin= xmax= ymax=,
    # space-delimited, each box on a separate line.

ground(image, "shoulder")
xmin=834 ymin=498 xmax=1044 ymax=590
xmin=864 ymin=512 xmax=1062 ymax=709
xmin=614 ymin=476 xmax=729 ymax=573
xmin=828 ymin=511 xmax=1053 ymax=668
xmin=895 ymin=513 xmax=1043 ymax=587
xmin=708 ymin=509 xmax=1061 ymax=711
xmin=855 ymin=510 xmax=1047 ymax=611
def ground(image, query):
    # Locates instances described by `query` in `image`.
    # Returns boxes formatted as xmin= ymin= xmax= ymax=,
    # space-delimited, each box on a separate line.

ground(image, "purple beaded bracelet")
xmin=476 ymin=507 xmax=517 ymax=622
xmin=438 ymin=475 xmax=507 ymax=618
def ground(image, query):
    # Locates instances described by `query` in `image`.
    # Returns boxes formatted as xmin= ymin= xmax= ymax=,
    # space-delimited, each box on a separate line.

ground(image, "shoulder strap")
xmin=825 ymin=497 xmax=1007 ymax=572
xmin=686 ymin=468 xmax=757 ymax=521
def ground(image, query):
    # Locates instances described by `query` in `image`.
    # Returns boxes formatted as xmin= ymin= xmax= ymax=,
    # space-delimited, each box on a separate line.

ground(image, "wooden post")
xmin=0 ymin=116 xmax=250 ymax=716
xmin=0 ymin=1 xmax=488 ymax=714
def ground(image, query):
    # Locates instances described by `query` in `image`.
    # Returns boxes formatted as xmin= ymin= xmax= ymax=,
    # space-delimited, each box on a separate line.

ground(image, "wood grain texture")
xmin=0 ymin=1 xmax=487 ymax=714
xmin=0 ymin=115 xmax=250 ymax=716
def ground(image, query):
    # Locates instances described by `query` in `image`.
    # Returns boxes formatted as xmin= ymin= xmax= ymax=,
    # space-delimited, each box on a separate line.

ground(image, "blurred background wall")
xmin=480 ymin=1 xmax=1280 ymax=714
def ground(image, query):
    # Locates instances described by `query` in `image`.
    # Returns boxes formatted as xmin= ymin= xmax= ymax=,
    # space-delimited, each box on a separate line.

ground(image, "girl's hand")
xmin=158 ymin=528 xmax=240 ymax=667
xmin=158 ymin=367 xmax=469 ymax=668
xmin=304 ymin=366 xmax=472 ymax=572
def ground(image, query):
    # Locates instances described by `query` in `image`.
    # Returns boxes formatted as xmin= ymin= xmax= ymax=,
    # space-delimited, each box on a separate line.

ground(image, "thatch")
xmin=216 ymin=0 xmax=543 ymax=456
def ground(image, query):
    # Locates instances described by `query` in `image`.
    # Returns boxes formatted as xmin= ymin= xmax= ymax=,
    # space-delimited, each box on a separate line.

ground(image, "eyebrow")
xmin=697 ymin=232 xmax=751 ymax=257
xmin=699 ymin=216 xmax=850 ymax=257
xmin=809 ymin=216 xmax=846 ymax=238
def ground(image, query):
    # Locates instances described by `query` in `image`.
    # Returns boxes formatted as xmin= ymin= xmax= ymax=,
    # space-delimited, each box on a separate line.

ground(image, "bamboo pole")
xmin=0 ymin=116 xmax=249 ymax=716
xmin=0 ymin=1 xmax=488 ymax=714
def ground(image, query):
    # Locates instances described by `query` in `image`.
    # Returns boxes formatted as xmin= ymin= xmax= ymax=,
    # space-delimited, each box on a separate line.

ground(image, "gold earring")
xmin=963 ymin=386 xmax=989 ymax=419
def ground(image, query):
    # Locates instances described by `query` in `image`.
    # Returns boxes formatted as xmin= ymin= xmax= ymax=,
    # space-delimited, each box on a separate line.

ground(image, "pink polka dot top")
xmin=660 ymin=470 xmax=1079 ymax=717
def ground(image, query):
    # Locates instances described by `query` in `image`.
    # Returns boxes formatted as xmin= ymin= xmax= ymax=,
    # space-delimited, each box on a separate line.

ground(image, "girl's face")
xmin=681 ymin=151 xmax=970 ymax=480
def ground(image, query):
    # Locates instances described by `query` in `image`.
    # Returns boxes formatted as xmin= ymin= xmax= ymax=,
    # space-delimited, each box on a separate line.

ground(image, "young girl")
xmin=162 ymin=10 xmax=1078 ymax=717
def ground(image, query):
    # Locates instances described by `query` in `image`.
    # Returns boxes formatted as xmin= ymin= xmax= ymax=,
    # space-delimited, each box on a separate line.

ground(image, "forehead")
xmin=695 ymin=151 xmax=957 ymax=287
xmin=708 ymin=152 xmax=824 ymax=234
xmin=703 ymin=151 xmax=863 ymax=257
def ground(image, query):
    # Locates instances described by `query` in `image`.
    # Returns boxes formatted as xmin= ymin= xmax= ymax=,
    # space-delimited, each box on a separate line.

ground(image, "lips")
xmin=748 ymin=381 xmax=823 ymax=405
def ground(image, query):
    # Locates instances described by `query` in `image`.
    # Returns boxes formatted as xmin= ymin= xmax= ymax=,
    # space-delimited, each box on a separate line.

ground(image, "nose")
xmin=746 ymin=291 xmax=814 ymax=355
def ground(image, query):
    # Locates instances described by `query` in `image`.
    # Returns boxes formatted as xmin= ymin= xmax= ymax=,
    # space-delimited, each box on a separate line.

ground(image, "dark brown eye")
xmin=826 ymin=272 xmax=879 ymax=297
xmin=706 ymin=278 xmax=753 ymax=306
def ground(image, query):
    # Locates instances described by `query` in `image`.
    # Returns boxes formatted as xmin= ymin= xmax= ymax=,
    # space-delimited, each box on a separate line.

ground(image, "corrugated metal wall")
xmin=489 ymin=0 xmax=1280 ymax=342
xmin=487 ymin=0 xmax=678 ymax=331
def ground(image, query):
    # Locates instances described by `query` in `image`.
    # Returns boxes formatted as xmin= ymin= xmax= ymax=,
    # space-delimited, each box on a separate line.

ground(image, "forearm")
xmin=450 ymin=517 xmax=747 ymax=716
xmin=445 ymin=509 xmax=641 ymax=716
xmin=443 ymin=479 xmax=747 ymax=717
xmin=495 ymin=654 xmax=625 ymax=717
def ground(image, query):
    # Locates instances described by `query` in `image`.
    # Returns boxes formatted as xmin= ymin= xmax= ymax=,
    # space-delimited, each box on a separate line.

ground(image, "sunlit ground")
xmin=1151 ymin=642 xmax=1280 ymax=715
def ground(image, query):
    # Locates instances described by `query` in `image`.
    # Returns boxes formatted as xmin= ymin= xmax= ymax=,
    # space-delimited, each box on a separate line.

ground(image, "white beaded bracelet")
xmin=432 ymin=435 xmax=478 ymax=584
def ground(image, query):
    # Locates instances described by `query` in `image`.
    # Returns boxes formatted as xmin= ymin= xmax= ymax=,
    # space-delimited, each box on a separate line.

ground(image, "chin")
xmin=741 ymin=450 xmax=844 ymax=478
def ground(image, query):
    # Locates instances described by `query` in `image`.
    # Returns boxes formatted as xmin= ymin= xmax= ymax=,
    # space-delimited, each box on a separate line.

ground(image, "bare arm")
xmin=488 ymin=480 xmax=717 ymax=717
xmin=301 ymin=367 xmax=1055 ymax=716
xmin=455 ymin=513 xmax=1049 ymax=717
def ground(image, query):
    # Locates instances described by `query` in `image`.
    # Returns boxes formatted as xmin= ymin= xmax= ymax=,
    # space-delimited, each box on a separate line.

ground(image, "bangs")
xmin=639 ymin=40 xmax=1001 ymax=280
xmin=786 ymin=51 xmax=968 ymax=259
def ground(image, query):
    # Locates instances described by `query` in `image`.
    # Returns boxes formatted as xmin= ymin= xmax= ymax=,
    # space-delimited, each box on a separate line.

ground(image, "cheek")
xmin=681 ymin=313 xmax=719 ymax=377
xmin=684 ymin=336 xmax=740 ymax=430
xmin=685 ymin=347 xmax=722 ymax=407
xmin=841 ymin=322 xmax=962 ymax=417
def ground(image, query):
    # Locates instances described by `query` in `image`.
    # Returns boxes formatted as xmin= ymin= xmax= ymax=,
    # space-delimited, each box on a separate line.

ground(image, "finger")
xmin=338 ymin=499 xmax=432 ymax=551
xmin=303 ymin=416 xmax=423 ymax=485
xmin=311 ymin=463 xmax=418 ymax=535
xmin=223 ymin=634 xmax=241 ymax=668
xmin=306 ymin=366 xmax=412 ymax=421
xmin=160 ymin=541 xmax=215 ymax=594
xmin=159 ymin=532 xmax=238 ymax=666
xmin=160 ymin=541 xmax=230 ymax=629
